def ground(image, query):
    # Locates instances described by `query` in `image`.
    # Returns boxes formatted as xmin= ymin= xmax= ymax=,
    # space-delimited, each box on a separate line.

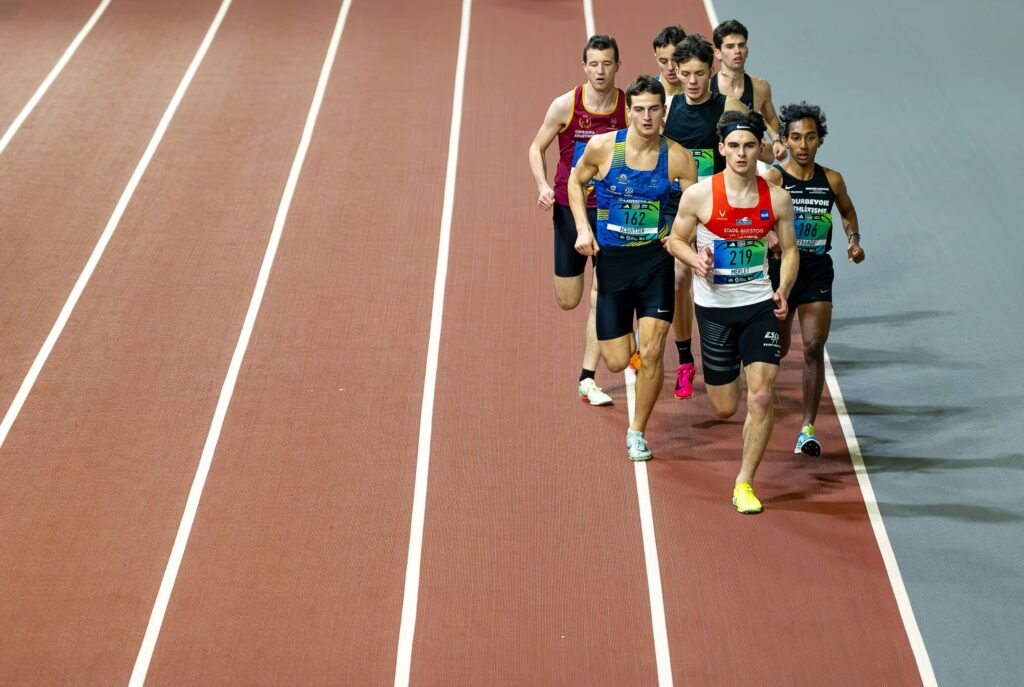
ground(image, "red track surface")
xmin=0 ymin=1 xmax=923 ymax=684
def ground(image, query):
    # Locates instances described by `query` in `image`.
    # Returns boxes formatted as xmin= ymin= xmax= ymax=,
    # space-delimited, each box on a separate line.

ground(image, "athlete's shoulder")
xmin=821 ymin=165 xmax=845 ymax=186
xmin=750 ymin=73 xmax=772 ymax=93
xmin=682 ymin=175 xmax=714 ymax=198
xmin=761 ymin=166 xmax=783 ymax=185
xmin=723 ymin=94 xmax=747 ymax=112
xmin=550 ymin=87 xmax=577 ymax=112
xmin=767 ymin=180 xmax=793 ymax=211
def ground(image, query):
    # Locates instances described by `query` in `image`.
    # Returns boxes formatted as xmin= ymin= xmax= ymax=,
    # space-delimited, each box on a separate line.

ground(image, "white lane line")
xmin=702 ymin=0 xmax=719 ymax=29
xmin=392 ymin=0 xmax=471 ymax=684
xmin=0 ymin=0 xmax=233 ymax=453
xmin=625 ymin=367 xmax=675 ymax=687
xmin=590 ymin=0 xmax=671 ymax=676
xmin=126 ymin=0 xmax=354 ymax=683
xmin=582 ymin=0 xmax=595 ymax=37
xmin=824 ymin=351 xmax=937 ymax=686
xmin=0 ymin=0 xmax=112 ymax=157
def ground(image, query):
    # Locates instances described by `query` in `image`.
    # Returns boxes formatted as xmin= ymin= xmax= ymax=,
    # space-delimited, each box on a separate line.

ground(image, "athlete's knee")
xmin=708 ymin=389 xmax=739 ymax=419
xmin=803 ymin=336 xmax=826 ymax=362
xmin=557 ymin=295 xmax=581 ymax=310
xmin=554 ymin=280 xmax=584 ymax=310
xmin=605 ymin=352 xmax=629 ymax=373
xmin=747 ymin=388 xmax=773 ymax=419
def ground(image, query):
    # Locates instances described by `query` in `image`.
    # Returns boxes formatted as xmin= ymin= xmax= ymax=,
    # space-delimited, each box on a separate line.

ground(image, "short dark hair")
xmin=713 ymin=19 xmax=748 ymax=48
xmin=653 ymin=25 xmax=686 ymax=51
xmin=717 ymin=109 xmax=767 ymax=142
xmin=626 ymin=75 xmax=666 ymax=106
xmin=778 ymin=101 xmax=829 ymax=140
xmin=672 ymin=34 xmax=714 ymax=68
xmin=583 ymin=34 xmax=619 ymax=63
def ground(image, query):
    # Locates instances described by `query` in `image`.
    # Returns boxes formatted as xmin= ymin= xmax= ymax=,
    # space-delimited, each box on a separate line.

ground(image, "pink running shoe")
xmin=674 ymin=363 xmax=695 ymax=399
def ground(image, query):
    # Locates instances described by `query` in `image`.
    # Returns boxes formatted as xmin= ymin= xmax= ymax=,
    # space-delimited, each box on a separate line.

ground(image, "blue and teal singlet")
xmin=595 ymin=129 xmax=672 ymax=248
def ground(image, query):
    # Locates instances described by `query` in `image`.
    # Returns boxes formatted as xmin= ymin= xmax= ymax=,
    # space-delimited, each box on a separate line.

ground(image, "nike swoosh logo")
xmin=784 ymin=185 xmax=797 ymax=190
xmin=657 ymin=309 xmax=670 ymax=313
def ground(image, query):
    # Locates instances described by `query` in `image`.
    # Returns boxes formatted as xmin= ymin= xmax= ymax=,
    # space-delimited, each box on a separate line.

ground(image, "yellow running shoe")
xmin=628 ymin=350 xmax=641 ymax=371
xmin=732 ymin=482 xmax=763 ymax=514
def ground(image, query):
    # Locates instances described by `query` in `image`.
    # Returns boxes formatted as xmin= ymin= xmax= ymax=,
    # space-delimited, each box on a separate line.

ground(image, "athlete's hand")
xmin=772 ymin=140 xmax=787 ymax=161
xmin=692 ymin=245 xmax=714 ymax=278
xmin=537 ymin=184 xmax=555 ymax=211
xmin=766 ymin=229 xmax=781 ymax=255
xmin=848 ymin=242 xmax=865 ymax=264
xmin=575 ymin=228 xmax=599 ymax=256
xmin=773 ymin=290 xmax=789 ymax=320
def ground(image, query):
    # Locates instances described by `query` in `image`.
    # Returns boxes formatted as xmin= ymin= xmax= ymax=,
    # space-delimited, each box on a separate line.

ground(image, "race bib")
xmin=692 ymin=148 xmax=714 ymax=179
xmin=607 ymin=200 xmax=661 ymax=243
xmin=712 ymin=238 xmax=766 ymax=284
xmin=795 ymin=212 xmax=832 ymax=254
xmin=573 ymin=141 xmax=595 ymax=197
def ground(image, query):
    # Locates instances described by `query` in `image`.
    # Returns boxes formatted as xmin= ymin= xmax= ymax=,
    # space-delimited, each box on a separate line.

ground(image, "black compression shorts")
xmin=695 ymin=299 xmax=780 ymax=385
xmin=594 ymin=244 xmax=674 ymax=340
xmin=769 ymin=253 xmax=834 ymax=307
xmin=552 ymin=202 xmax=596 ymax=278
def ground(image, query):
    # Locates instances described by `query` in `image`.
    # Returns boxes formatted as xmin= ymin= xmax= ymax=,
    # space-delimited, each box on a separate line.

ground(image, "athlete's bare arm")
xmin=771 ymin=185 xmax=798 ymax=320
xmin=826 ymin=167 xmax=864 ymax=263
xmin=761 ymin=167 xmax=784 ymax=254
xmin=568 ymin=133 xmax=612 ymax=256
xmin=667 ymin=139 xmax=698 ymax=194
xmin=528 ymin=90 xmax=573 ymax=211
xmin=752 ymin=76 xmax=785 ymax=161
xmin=667 ymin=180 xmax=714 ymax=274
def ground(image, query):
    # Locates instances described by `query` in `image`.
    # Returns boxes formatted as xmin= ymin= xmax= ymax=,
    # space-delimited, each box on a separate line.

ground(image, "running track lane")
xmin=606 ymin=0 xmax=925 ymax=682
xmin=0 ymin=0 xmax=224 ymax=418
xmin=409 ymin=1 xmax=660 ymax=683
xmin=0 ymin=1 xmax=344 ymax=682
xmin=139 ymin=0 xmax=459 ymax=683
xmin=0 ymin=0 xmax=100 ymax=129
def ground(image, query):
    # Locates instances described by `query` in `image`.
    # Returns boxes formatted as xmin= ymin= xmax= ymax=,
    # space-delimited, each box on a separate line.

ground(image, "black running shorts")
xmin=552 ymin=202 xmax=596 ymax=278
xmin=695 ymin=299 xmax=781 ymax=385
xmin=594 ymin=244 xmax=675 ymax=340
xmin=769 ymin=253 xmax=834 ymax=307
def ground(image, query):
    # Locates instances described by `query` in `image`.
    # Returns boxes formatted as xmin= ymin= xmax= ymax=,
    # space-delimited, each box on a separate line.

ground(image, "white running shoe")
xmin=578 ymin=378 xmax=613 ymax=406
xmin=626 ymin=429 xmax=652 ymax=461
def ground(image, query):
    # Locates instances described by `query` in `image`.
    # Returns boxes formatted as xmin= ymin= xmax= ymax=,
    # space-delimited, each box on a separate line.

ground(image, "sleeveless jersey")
xmin=710 ymin=72 xmax=754 ymax=110
xmin=694 ymin=173 xmax=775 ymax=308
xmin=664 ymin=93 xmax=727 ymax=181
xmin=553 ymin=84 xmax=626 ymax=208
xmin=594 ymin=129 xmax=672 ymax=248
xmin=775 ymin=163 xmax=837 ymax=256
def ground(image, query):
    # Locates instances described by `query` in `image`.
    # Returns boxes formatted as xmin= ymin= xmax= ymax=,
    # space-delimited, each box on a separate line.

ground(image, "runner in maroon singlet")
xmin=528 ymin=35 xmax=626 ymax=406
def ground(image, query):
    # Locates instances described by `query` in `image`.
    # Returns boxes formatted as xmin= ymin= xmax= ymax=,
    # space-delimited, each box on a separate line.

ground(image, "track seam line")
xmin=701 ymin=0 xmax=719 ymax=29
xmin=589 ymin=0 xmax=672 ymax=680
xmin=823 ymin=351 xmax=937 ymax=686
xmin=0 ymin=0 xmax=233 ymax=452
xmin=625 ymin=368 xmax=675 ymax=686
xmin=126 ymin=0 xmax=354 ymax=683
xmin=0 ymin=0 xmax=112 ymax=157
xmin=392 ymin=0 xmax=471 ymax=684
xmin=582 ymin=0 xmax=595 ymax=37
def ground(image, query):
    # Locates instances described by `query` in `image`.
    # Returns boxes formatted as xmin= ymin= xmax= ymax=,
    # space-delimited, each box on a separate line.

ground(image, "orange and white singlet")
xmin=694 ymin=173 xmax=776 ymax=308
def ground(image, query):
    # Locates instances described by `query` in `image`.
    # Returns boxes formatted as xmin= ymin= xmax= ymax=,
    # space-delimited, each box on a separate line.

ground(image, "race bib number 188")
xmin=712 ymin=238 xmax=766 ymax=284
